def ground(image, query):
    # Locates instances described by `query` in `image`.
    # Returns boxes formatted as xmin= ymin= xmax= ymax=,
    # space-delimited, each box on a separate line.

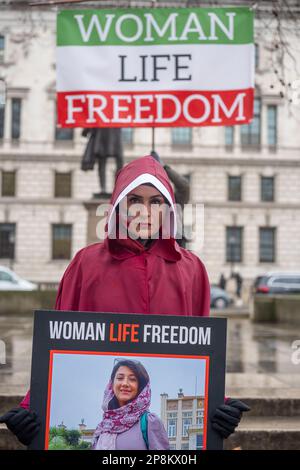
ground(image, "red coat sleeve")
xmin=192 ymin=257 xmax=211 ymax=317
xmin=20 ymin=249 xmax=84 ymax=410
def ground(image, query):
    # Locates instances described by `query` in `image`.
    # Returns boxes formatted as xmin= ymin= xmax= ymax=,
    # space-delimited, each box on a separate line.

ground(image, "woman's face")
xmin=119 ymin=184 xmax=167 ymax=239
xmin=113 ymin=366 xmax=139 ymax=407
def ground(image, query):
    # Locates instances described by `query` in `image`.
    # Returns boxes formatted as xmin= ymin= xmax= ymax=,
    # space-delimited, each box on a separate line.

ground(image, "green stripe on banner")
xmin=57 ymin=7 xmax=253 ymax=47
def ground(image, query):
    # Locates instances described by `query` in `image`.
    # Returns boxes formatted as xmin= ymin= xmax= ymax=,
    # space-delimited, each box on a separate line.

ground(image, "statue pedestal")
xmin=83 ymin=195 xmax=111 ymax=246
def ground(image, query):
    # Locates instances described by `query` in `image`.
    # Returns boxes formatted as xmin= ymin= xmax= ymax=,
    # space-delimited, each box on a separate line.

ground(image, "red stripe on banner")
xmin=57 ymin=88 xmax=254 ymax=128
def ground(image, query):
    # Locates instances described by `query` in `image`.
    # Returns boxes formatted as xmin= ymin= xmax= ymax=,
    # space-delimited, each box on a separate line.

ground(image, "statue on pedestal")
xmin=81 ymin=128 xmax=124 ymax=198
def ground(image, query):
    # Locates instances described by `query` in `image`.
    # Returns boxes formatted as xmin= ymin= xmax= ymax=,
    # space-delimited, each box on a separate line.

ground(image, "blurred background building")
xmin=0 ymin=0 xmax=300 ymax=300
xmin=160 ymin=389 xmax=205 ymax=450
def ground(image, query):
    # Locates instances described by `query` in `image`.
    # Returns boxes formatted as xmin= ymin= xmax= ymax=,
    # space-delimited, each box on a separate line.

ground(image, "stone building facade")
xmin=0 ymin=2 xmax=300 ymax=295
xmin=160 ymin=390 xmax=205 ymax=450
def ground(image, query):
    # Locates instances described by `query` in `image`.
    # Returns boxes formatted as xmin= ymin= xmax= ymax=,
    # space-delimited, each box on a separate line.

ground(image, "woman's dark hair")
xmin=116 ymin=183 xmax=170 ymax=208
xmin=140 ymin=183 xmax=170 ymax=205
xmin=108 ymin=359 xmax=149 ymax=409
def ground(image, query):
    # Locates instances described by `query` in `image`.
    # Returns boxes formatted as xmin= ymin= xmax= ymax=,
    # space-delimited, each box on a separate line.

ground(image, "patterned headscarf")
xmin=92 ymin=379 xmax=151 ymax=450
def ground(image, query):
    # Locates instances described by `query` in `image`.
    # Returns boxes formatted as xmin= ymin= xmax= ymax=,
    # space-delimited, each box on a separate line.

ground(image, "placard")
xmin=29 ymin=310 xmax=227 ymax=450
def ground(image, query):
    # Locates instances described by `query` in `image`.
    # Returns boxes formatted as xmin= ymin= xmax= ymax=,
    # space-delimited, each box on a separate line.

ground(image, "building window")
xmin=181 ymin=443 xmax=189 ymax=450
xmin=226 ymin=227 xmax=243 ymax=263
xmin=0 ymin=223 xmax=16 ymax=259
xmin=228 ymin=175 xmax=242 ymax=201
xmin=52 ymin=224 xmax=72 ymax=260
xmin=261 ymin=176 xmax=274 ymax=202
xmin=55 ymin=107 xmax=73 ymax=141
xmin=196 ymin=410 xmax=204 ymax=427
xmin=267 ymin=105 xmax=277 ymax=147
xmin=259 ymin=227 xmax=276 ymax=263
xmin=121 ymin=128 xmax=133 ymax=145
xmin=1 ymin=171 xmax=16 ymax=197
xmin=54 ymin=172 xmax=72 ymax=198
xmin=182 ymin=418 xmax=192 ymax=437
xmin=55 ymin=125 xmax=74 ymax=141
xmin=182 ymin=411 xmax=192 ymax=437
xmin=196 ymin=434 xmax=203 ymax=450
xmin=171 ymin=128 xmax=192 ymax=146
xmin=167 ymin=419 xmax=177 ymax=438
xmin=0 ymin=103 xmax=4 ymax=139
xmin=11 ymin=98 xmax=21 ymax=140
xmin=225 ymin=126 xmax=234 ymax=147
xmin=0 ymin=35 xmax=4 ymax=63
xmin=240 ymin=97 xmax=261 ymax=147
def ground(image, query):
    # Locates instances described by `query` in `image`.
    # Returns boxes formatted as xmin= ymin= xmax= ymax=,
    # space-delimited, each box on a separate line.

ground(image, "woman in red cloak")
xmin=0 ymin=156 xmax=249 ymax=446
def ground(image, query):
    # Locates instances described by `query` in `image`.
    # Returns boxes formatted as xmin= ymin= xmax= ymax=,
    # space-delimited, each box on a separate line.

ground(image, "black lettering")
xmin=118 ymin=55 xmax=137 ymax=82
xmin=151 ymin=54 xmax=170 ymax=82
xmin=173 ymin=54 xmax=192 ymax=81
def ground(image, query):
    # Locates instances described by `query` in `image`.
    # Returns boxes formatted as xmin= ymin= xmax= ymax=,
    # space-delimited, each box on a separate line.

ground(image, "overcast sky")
xmin=49 ymin=353 xmax=207 ymax=430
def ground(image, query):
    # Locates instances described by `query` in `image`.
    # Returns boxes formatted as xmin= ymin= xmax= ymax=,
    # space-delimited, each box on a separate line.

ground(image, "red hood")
xmin=107 ymin=156 xmax=177 ymax=238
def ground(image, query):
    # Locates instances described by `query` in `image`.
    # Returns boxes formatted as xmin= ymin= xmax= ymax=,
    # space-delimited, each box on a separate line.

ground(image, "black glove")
xmin=211 ymin=398 xmax=250 ymax=438
xmin=0 ymin=407 xmax=41 ymax=446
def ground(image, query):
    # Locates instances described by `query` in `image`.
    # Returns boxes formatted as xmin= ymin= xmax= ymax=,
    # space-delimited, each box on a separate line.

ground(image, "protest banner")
xmin=29 ymin=310 xmax=227 ymax=450
xmin=56 ymin=7 xmax=254 ymax=127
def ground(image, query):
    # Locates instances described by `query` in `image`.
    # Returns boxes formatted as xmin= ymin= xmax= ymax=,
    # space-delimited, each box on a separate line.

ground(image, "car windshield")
xmin=255 ymin=276 xmax=268 ymax=286
xmin=0 ymin=271 xmax=14 ymax=283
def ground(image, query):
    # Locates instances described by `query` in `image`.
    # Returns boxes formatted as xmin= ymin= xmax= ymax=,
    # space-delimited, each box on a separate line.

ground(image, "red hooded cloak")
xmin=20 ymin=156 xmax=210 ymax=409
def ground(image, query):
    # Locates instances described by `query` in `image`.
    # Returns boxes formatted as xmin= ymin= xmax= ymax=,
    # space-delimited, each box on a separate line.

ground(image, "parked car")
xmin=210 ymin=285 xmax=233 ymax=309
xmin=0 ymin=265 xmax=38 ymax=291
xmin=253 ymin=272 xmax=300 ymax=295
